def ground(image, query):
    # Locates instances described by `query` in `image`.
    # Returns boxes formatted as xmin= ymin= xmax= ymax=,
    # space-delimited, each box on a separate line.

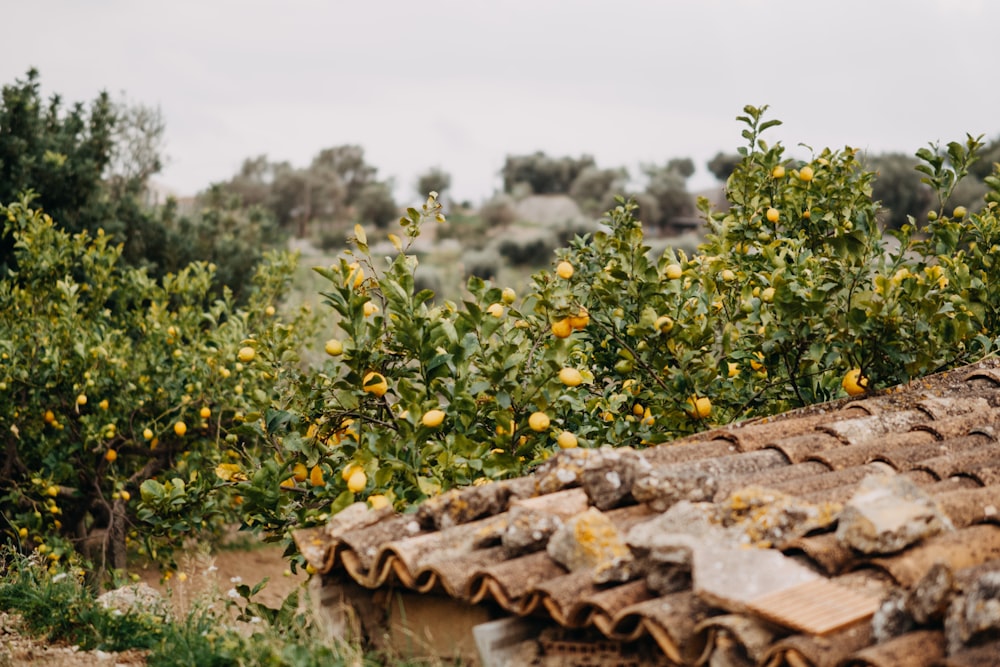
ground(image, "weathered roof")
xmin=295 ymin=359 xmax=1000 ymax=666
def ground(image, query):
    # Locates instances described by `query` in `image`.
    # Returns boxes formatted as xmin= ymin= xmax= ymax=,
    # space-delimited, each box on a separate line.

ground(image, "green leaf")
xmin=139 ymin=479 xmax=164 ymax=503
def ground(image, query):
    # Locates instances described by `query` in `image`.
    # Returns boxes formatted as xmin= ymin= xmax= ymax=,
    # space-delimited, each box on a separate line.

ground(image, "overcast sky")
xmin=4 ymin=0 xmax=998 ymax=204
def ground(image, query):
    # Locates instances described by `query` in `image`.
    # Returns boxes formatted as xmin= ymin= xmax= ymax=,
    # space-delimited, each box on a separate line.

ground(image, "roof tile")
xmin=296 ymin=359 xmax=1000 ymax=664
xmin=841 ymin=629 xmax=945 ymax=667
xmin=868 ymin=524 xmax=1000 ymax=588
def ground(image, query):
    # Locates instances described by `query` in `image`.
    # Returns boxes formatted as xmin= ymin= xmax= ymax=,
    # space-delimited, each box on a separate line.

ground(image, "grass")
xmin=0 ymin=547 xmax=445 ymax=666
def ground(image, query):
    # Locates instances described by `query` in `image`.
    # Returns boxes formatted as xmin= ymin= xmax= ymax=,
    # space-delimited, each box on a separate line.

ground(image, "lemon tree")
xmin=224 ymin=108 xmax=1000 ymax=554
xmin=0 ymin=198 xmax=315 ymax=573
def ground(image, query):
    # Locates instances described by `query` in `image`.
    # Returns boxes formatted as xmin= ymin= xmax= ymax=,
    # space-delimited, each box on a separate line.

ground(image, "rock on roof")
xmin=295 ymin=360 xmax=1000 ymax=666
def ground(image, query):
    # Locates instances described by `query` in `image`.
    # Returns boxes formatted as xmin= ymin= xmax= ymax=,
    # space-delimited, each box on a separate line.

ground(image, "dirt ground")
xmin=0 ymin=542 xmax=304 ymax=666
xmin=134 ymin=540 xmax=306 ymax=613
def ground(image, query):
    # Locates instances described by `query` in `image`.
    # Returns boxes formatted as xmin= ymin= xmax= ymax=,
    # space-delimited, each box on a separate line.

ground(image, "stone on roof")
xmin=296 ymin=359 xmax=1000 ymax=665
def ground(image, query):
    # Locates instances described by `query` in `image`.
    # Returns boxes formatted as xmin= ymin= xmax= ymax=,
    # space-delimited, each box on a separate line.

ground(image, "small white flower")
xmin=206 ymin=565 xmax=218 ymax=573
xmin=51 ymin=572 xmax=68 ymax=583
xmin=227 ymin=588 xmax=239 ymax=599
xmin=229 ymin=576 xmax=242 ymax=584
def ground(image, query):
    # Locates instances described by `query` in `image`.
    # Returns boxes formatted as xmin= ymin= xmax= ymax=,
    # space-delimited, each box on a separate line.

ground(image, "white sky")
xmin=4 ymin=0 xmax=998 ymax=205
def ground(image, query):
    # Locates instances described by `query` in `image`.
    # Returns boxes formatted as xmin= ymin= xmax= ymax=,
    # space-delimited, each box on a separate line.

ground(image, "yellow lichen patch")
xmin=720 ymin=486 xmax=841 ymax=548
xmin=572 ymin=508 xmax=631 ymax=563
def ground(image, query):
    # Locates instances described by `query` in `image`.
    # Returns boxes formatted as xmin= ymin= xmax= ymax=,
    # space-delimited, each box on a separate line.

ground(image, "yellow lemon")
xmin=369 ymin=494 xmax=390 ymax=510
xmin=655 ymin=315 xmax=674 ymax=333
xmin=347 ymin=469 xmax=367 ymax=493
xmin=293 ymin=463 xmax=308 ymax=483
xmin=556 ymin=260 xmax=574 ymax=279
xmin=842 ymin=368 xmax=869 ymax=396
xmin=76 ymin=394 xmax=87 ymax=406
xmin=556 ymin=431 xmax=578 ymax=449
xmin=363 ymin=301 xmax=379 ymax=317
xmin=567 ymin=308 xmax=590 ymax=331
xmin=485 ymin=303 xmax=504 ymax=317
xmin=421 ymin=409 xmax=445 ymax=427
xmin=766 ymin=207 xmax=779 ymax=223
xmin=799 ymin=165 xmax=814 ymax=182
xmin=558 ymin=367 xmax=583 ymax=387
xmin=324 ymin=339 xmax=344 ymax=356
xmin=501 ymin=287 xmax=517 ymax=304
xmin=551 ymin=318 xmax=573 ymax=339
xmin=528 ymin=411 xmax=551 ymax=432
xmin=173 ymin=421 xmax=187 ymax=437
xmin=200 ymin=406 xmax=211 ymax=419
xmin=309 ymin=465 xmax=325 ymax=487
xmin=953 ymin=206 xmax=967 ymax=219
xmin=341 ymin=462 xmax=361 ymax=481
xmin=237 ymin=346 xmax=256 ymax=363
xmin=772 ymin=165 xmax=786 ymax=178
xmin=686 ymin=396 xmax=712 ymax=419
xmin=105 ymin=449 xmax=117 ymax=463
xmin=665 ymin=264 xmax=682 ymax=280
xmin=362 ymin=372 xmax=388 ymax=397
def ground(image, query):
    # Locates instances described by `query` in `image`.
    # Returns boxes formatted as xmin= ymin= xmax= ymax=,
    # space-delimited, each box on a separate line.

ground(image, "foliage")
xmin=707 ymin=151 xmax=743 ymax=182
xmin=0 ymin=549 xmax=167 ymax=651
xmin=497 ymin=230 xmax=559 ymax=267
xmin=105 ymin=97 xmax=167 ymax=198
xmin=0 ymin=548 xmax=381 ymax=666
xmin=0 ymin=199 xmax=316 ymax=572
xmin=0 ymin=69 xmax=283 ymax=304
xmin=225 ymin=107 xmax=1000 ymax=553
xmin=501 ymin=152 xmax=596 ymax=195
xmin=478 ymin=193 xmax=518 ymax=227
xmin=416 ymin=167 xmax=452 ymax=200
xmin=0 ymin=69 xmax=116 ymax=268
xmin=6 ymin=92 xmax=1000 ymax=587
xmin=968 ymin=135 xmax=1000 ymax=181
xmin=162 ymin=188 xmax=284 ymax=303
xmin=214 ymin=145 xmax=395 ymax=238
xmin=353 ymin=181 xmax=399 ymax=229
xmin=865 ymin=152 xmax=936 ymax=230
xmin=642 ymin=161 xmax=696 ymax=229
xmin=569 ymin=166 xmax=629 ymax=216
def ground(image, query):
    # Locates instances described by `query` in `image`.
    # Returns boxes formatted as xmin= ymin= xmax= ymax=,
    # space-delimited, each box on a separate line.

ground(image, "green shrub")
xmin=230 ymin=108 xmax=1000 ymax=553
xmin=0 ymin=197 xmax=316 ymax=572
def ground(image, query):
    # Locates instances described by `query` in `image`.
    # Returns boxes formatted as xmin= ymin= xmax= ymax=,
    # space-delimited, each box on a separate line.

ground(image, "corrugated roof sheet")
xmin=295 ymin=359 xmax=1000 ymax=665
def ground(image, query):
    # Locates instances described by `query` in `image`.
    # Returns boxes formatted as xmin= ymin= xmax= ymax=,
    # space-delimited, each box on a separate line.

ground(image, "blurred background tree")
xmin=641 ymin=160 xmax=696 ymax=232
xmin=501 ymin=152 xmax=596 ymax=195
xmin=707 ymin=152 xmax=742 ymax=182
xmin=212 ymin=144 xmax=396 ymax=236
xmin=569 ymin=165 xmax=628 ymax=217
xmin=416 ymin=167 xmax=452 ymax=200
xmin=866 ymin=153 xmax=936 ymax=229
xmin=0 ymin=69 xmax=279 ymax=302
